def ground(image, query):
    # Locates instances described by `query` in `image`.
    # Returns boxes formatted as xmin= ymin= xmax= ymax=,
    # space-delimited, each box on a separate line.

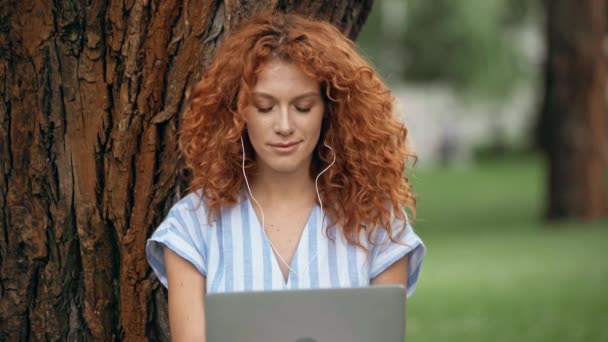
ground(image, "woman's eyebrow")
xmin=252 ymin=91 xmax=320 ymax=102
xmin=292 ymin=92 xmax=320 ymax=101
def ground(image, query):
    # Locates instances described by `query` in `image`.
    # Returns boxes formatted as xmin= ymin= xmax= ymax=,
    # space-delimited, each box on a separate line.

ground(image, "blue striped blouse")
xmin=146 ymin=190 xmax=426 ymax=297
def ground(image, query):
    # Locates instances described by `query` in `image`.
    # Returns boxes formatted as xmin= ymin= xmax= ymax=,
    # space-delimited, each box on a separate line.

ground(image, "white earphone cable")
xmin=240 ymin=137 xmax=336 ymax=277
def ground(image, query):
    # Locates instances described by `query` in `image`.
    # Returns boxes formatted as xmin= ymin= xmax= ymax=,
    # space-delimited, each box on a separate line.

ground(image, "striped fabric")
xmin=146 ymin=190 xmax=426 ymax=297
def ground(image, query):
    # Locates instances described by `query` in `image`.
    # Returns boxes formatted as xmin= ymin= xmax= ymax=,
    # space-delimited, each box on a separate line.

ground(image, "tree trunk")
xmin=0 ymin=0 xmax=373 ymax=340
xmin=536 ymin=0 xmax=608 ymax=221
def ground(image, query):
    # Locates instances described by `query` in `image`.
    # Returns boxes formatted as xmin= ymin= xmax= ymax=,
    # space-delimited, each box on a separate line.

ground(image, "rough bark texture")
xmin=0 ymin=0 xmax=373 ymax=340
xmin=536 ymin=0 xmax=608 ymax=221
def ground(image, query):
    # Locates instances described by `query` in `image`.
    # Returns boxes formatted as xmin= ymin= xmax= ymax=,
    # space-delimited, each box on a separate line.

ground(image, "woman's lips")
xmin=269 ymin=141 xmax=300 ymax=154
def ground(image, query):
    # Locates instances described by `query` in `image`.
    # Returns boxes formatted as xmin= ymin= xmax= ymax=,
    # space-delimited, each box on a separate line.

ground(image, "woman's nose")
xmin=274 ymin=105 xmax=295 ymax=136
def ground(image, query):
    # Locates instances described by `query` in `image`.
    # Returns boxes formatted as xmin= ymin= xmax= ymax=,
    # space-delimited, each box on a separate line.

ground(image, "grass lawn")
xmin=406 ymin=156 xmax=608 ymax=342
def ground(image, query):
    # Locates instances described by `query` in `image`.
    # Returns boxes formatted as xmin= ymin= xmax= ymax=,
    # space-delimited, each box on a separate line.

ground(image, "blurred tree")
xmin=536 ymin=0 xmax=607 ymax=220
xmin=0 ymin=1 xmax=372 ymax=341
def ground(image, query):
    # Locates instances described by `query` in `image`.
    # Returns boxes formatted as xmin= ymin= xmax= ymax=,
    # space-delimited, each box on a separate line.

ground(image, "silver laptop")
xmin=205 ymin=285 xmax=406 ymax=342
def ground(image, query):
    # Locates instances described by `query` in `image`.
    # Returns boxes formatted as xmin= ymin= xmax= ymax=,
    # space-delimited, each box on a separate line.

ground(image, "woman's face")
xmin=245 ymin=58 xmax=325 ymax=175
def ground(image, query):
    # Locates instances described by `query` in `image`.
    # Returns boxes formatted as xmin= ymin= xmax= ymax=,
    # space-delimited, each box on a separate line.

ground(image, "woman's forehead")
xmin=252 ymin=59 xmax=320 ymax=95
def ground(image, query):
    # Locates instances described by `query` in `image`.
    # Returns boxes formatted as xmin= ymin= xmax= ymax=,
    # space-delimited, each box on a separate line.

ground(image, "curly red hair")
xmin=179 ymin=11 xmax=417 ymax=249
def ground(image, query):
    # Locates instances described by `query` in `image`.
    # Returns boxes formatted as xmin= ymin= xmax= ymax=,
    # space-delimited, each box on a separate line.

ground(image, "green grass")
xmin=406 ymin=156 xmax=608 ymax=342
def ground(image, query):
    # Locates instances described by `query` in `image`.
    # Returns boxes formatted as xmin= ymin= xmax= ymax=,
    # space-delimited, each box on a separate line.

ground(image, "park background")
xmin=0 ymin=0 xmax=606 ymax=341
xmin=356 ymin=1 xmax=608 ymax=341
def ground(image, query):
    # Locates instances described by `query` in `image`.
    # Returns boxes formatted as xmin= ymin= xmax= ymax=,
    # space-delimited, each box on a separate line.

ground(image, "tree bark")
xmin=0 ymin=0 xmax=373 ymax=340
xmin=536 ymin=0 xmax=608 ymax=221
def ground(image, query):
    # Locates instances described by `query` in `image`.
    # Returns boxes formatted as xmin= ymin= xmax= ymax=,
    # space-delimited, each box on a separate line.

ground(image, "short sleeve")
xmin=369 ymin=208 xmax=426 ymax=297
xmin=146 ymin=193 xmax=209 ymax=288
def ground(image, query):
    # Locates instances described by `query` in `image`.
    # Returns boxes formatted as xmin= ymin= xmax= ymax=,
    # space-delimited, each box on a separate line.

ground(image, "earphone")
xmin=240 ymin=136 xmax=336 ymax=276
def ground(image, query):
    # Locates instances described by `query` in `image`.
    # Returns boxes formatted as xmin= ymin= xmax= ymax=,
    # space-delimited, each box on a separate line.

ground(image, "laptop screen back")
xmin=205 ymin=285 xmax=406 ymax=342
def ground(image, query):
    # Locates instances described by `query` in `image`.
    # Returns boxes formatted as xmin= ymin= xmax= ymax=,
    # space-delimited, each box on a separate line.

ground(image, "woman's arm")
xmin=370 ymin=254 xmax=409 ymax=286
xmin=164 ymin=246 xmax=207 ymax=342
xmin=371 ymin=254 xmax=409 ymax=337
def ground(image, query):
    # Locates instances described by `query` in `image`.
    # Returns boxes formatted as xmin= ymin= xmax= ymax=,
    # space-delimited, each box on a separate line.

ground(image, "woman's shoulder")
xmin=146 ymin=189 xmax=212 ymax=287
xmin=164 ymin=189 xmax=250 ymax=231
xmin=166 ymin=189 xmax=211 ymax=223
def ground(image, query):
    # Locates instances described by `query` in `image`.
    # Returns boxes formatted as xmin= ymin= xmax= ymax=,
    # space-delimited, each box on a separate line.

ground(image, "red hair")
xmin=179 ymin=11 xmax=417 ymax=249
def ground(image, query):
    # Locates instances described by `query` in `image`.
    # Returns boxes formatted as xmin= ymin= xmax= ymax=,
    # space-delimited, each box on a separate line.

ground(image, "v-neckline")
xmin=245 ymin=193 xmax=317 ymax=287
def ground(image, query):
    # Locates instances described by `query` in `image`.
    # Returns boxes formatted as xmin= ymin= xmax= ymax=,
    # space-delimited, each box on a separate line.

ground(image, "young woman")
xmin=146 ymin=11 xmax=426 ymax=341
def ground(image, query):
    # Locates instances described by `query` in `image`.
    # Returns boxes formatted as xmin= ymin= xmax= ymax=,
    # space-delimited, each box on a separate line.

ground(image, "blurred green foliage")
xmin=402 ymin=0 xmax=528 ymax=98
xmin=358 ymin=0 xmax=541 ymax=99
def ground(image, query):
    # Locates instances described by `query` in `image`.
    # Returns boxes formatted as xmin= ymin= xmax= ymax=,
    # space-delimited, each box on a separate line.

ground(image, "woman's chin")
xmin=261 ymin=159 xmax=308 ymax=175
xmin=266 ymin=164 xmax=301 ymax=174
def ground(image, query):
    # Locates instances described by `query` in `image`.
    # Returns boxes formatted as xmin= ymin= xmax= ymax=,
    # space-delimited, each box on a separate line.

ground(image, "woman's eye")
xmin=296 ymin=107 xmax=312 ymax=113
xmin=257 ymin=106 xmax=273 ymax=113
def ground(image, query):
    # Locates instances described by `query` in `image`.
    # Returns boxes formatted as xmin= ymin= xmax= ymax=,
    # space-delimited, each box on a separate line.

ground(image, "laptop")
xmin=205 ymin=285 xmax=407 ymax=342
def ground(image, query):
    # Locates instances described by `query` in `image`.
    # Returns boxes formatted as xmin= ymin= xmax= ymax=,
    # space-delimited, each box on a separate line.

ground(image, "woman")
xmin=146 ymin=11 xmax=426 ymax=341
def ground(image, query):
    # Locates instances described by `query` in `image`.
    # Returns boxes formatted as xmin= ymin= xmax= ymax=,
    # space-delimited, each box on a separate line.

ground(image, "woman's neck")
xmin=248 ymin=167 xmax=316 ymax=208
